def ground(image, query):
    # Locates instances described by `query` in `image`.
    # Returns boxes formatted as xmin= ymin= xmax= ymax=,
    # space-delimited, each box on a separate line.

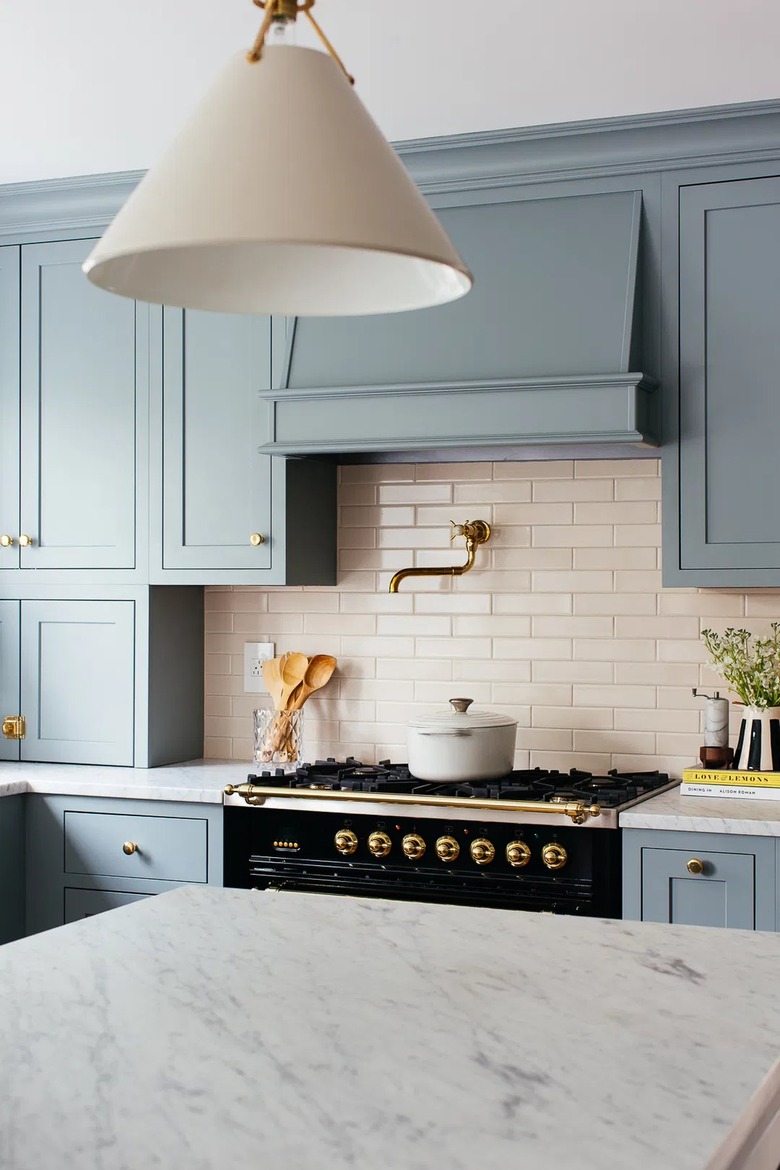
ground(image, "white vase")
xmin=733 ymin=706 xmax=780 ymax=771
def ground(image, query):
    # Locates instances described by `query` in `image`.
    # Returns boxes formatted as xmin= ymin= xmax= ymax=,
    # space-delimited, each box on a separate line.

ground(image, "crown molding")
xmin=2 ymin=99 xmax=780 ymax=235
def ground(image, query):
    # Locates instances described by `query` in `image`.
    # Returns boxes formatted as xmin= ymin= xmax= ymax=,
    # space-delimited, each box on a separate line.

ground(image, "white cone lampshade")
xmin=83 ymin=46 xmax=472 ymax=315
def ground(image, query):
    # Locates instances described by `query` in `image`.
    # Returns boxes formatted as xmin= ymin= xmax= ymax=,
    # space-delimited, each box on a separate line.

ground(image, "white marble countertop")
xmin=1 ymin=886 xmax=779 ymax=1170
xmin=620 ymin=784 xmax=780 ymax=835
xmin=0 ymin=759 xmax=252 ymax=804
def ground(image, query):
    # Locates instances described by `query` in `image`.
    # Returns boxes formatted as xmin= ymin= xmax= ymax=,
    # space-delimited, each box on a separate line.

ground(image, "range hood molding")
xmin=258 ymin=372 xmax=659 ymax=455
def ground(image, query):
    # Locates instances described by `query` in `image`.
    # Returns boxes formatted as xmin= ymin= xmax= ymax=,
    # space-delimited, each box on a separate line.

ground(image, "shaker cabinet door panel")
xmin=670 ymin=175 xmax=780 ymax=582
xmin=20 ymin=240 xmax=142 ymax=571
xmin=161 ymin=307 xmax=272 ymax=571
xmin=641 ymin=847 xmax=755 ymax=929
xmin=20 ymin=600 xmax=135 ymax=766
xmin=0 ymin=600 xmax=21 ymax=763
xmin=0 ymin=247 xmax=20 ymax=572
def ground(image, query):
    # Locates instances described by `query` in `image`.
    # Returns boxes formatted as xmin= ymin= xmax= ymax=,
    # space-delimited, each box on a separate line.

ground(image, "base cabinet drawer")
xmin=64 ymin=887 xmax=149 ymax=924
xmin=622 ymin=829 xmax=778 ymax=931
xmin=64 ymin=811 xmax=208 ymax=883
xmin=26 ymin=794 xmax=223 ymax=936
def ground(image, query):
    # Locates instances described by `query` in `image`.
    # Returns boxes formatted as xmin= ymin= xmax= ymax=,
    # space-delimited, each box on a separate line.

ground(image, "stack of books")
xmin=681 ymin=768 xmax=780 ymax=800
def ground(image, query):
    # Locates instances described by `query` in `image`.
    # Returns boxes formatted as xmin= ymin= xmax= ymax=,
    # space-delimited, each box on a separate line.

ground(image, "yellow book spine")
xmin=682 ymin=767 xmax=780 ymax=787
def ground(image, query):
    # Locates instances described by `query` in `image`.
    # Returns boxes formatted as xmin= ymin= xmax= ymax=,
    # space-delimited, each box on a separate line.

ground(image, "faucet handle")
xmin=450 ymin=521 xmax=464 ymax=541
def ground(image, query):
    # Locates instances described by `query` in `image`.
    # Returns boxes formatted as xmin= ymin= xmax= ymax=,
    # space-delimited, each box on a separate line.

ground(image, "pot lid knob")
xmin=449 ymin=698 xmax=473 ymax=714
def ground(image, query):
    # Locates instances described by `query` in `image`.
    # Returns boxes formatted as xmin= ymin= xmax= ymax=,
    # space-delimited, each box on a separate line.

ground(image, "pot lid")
xmin=408 ymin=698 xmax=517 ymax=731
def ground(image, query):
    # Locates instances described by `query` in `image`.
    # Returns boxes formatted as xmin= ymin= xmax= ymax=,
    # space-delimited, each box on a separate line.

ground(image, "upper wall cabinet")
xmin=663 ymin=174 xmax=780 ymax=586
xmin=150 ymin=307 xmax=336 ymax=586
xmin=0 ymin=239 xmax=147 ymax=586
xmin=257 ymin=186 xmax=658 ymax=455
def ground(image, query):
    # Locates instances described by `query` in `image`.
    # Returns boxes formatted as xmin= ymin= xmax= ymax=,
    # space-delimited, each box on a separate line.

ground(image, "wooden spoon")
xmin=279 ymin=652 xmax=309 ymax=710
xmin=288 ymin=654 xmax=337 ymax=711
xmin=261 ymin=655 xmax=285 ymax=710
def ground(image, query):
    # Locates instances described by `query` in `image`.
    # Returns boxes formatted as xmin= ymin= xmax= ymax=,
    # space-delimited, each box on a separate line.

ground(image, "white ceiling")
xmin=2 ymin=0 xmax=780 ymax=185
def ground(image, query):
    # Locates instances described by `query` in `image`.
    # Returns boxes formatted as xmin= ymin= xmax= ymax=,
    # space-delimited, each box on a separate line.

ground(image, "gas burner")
xmin=243 ymin=761 xmax=673 ymax=809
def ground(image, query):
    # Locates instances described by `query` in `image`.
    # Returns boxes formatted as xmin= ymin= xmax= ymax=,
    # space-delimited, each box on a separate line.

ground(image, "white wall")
xmin=2 ymin=0 xmax=780 ymax=184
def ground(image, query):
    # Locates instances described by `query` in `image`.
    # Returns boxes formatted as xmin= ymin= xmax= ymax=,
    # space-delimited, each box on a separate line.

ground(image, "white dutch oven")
xmin=407 ymin=698 xmax=518 ymax=781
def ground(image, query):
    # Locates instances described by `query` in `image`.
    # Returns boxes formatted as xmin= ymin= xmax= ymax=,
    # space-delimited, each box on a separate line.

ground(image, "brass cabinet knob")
xmin=541 ymin=843 xmax=568 ymax=871
xmin=18 ymin=534 xmax=33 ymax=547
xmin=506 ymin=840 xmax=532 ymax=868
xmin=334 ymin=829 xmax=358 ymax=856
xmin=2 ymin=716 xmax=25 ymax=740
xmin=687 ymin=858 xmax=705 ymax=875
xmin=0 ymin=534 xmax=13 ymax=547
xmin=435 ymin=835 xmax=460 ymax=863
xmin=470 ymin=838 xmax=496 ymax=866
xmin=249 ymin=533 xmax=265 ymax=547
xmin=122 ymin=841 xmax=139 ymax=856
xmin=402 ymin=833 xmax=426 ymax=861
xmin=367 ymin=831 xmax=392 ymax=859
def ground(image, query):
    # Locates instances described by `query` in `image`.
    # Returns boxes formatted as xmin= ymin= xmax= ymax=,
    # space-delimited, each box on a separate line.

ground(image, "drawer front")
xmin=641 ymin=847 xmax=755 ymax=929
xmin=64 ymin=887 xmax=149 ymax=924
xmin=64 ymin=812 xmax=208 ymax=883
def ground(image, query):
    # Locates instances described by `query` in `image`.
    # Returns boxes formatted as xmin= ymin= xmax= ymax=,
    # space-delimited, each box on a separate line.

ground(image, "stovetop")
xmin=246 ymin=758 xmax=672 ymax=811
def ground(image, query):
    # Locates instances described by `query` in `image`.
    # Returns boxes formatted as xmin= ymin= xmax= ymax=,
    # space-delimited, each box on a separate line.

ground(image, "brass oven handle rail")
xmin=224 ymin=783 xmax=601 ymax=824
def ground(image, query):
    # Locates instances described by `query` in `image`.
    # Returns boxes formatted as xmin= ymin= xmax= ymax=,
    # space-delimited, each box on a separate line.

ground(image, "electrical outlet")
xmin=244 ymin=642 xmax=275 ymax=693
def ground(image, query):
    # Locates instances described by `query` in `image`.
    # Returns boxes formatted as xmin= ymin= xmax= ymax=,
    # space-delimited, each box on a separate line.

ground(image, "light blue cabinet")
xmin=663 ymin=173 xmax=780 ymax=586
xmin=0 ymin=589 xmax=203 ymax=768
xmin=21 ymin=599 xmax=136 ymax=765
xmin=0 ymin=600 xmax=20 ymax=762
xmin=622 ymin=829 xmax=778 ymax=930
xmin=26 ymin=793 xmax=223 ymax=935
xmin=0 ymin=247 xmax=20 ymax=573
xmin=0 ymin=240 xmax=148 ymax=583
xmin=151 ymin=306 xmax=336 ymax=585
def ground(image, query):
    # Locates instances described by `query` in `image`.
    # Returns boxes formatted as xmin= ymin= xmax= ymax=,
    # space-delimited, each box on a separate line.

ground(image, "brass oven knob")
xmin=402 ymin=833 xmax=426 ymax=861
xmin=249 ymin=533 xmax=265 ymax=546
xmin=506 ymin=840 xmax=532 ymax=868
xmin=0 ymin=535 xmax=13 ymax=547
xmin=435 ymin=835 xmax=460 ymax=863
xmin=470 ymin=838 xmax=495 ymax=866
xmin=541 ymin=843 xmax=568 ymax=871
xmin=122 ymin=841 xmax=139 ymax=856
xmin=334 ymin=829 xmax=358 ymax=856
xmin=18 ymin=534 xmax=33 ymax=547
xmin=368 ymin=831 xmax=392 ymax=859
xmin=687 ymin=858 xmax=705 ymax=876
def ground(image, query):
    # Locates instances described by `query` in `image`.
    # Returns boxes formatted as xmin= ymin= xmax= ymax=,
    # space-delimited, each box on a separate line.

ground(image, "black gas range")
xmin=223 ymin=760 xmax=676 ymax=917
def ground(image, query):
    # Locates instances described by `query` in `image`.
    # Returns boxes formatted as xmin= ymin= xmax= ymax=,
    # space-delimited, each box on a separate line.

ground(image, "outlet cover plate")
xmin=244 ymin=642 xmax=275 ymax=693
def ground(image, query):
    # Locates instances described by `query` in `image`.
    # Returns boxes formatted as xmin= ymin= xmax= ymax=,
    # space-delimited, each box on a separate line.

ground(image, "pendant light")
xmin=83 ymin=0 xmax=473 ymax=316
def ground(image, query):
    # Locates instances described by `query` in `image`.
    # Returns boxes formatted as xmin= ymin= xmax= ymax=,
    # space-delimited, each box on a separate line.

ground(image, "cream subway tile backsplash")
xmin=204 ymin=458 xmax=780 ymax=777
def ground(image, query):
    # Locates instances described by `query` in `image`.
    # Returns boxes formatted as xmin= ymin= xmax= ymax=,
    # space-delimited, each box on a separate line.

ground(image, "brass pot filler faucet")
xmin=388 ymin=520 xmax=491 ymax=593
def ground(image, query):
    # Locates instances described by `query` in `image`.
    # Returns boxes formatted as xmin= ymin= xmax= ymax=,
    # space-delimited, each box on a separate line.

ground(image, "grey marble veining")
xmin=620 ymin=785 xmax=780 ymax=835
xmin=1 ymin=887 xmax=779 ymax=1170
xmin=0 ymin=759 xmax=251 ymax=804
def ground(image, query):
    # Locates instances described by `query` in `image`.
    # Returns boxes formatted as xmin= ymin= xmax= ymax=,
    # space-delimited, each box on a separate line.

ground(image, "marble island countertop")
xmin=1 ymin=887 xmax=779 ymax=1170
xmin=620 ymin=784 xmax=780 ymax=835
xmin=0 ymin=758 xmax=252 ymax=804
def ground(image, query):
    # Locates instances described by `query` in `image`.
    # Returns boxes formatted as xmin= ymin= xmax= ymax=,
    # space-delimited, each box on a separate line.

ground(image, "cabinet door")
xmin=20 ymin=600 xmax=135 ymax=765
xmin=641 ymin=846 xmax=755 ymax=929
xmin=20 ymin=240 xmax=142 ymax=571
xmin=161 ymin=307 xmax=272 ymax=570
xmin=677 ymin=176 xmax=780 ymax=578
xmin=0 ymin=247 xmax=20 ymax=572
xmin=0 ymin=600 xmax=20 ymax=762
